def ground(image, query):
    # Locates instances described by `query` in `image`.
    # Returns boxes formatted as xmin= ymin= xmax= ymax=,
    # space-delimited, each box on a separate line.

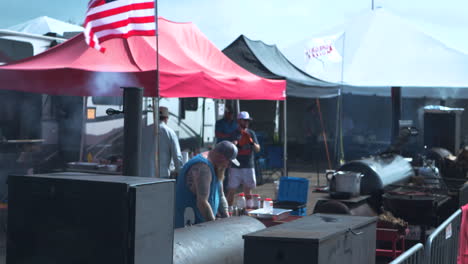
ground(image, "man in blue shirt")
xmin=175 ymin=141 xmax=239 ymax=228
xmin=215 ymin=105 xmax=237 ymax=143
xmin=227 ymin=111 xmax=261 ymax=206
xmin=215 ymin=105 xmax=238 ymax=192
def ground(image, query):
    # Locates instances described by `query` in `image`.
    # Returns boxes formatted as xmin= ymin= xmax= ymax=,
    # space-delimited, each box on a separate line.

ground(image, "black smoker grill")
xmin=314 ymin=152 xmax=465 ymax=229
xmin=314 ymin=154 xmax=414 ymax=215
xmin=382 ymin=186 xmax=451 ymax=227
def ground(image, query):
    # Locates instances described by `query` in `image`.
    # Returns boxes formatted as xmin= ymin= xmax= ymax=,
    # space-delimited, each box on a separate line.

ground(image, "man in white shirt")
xmin=159 ymin=106 xmax=184 ymax=178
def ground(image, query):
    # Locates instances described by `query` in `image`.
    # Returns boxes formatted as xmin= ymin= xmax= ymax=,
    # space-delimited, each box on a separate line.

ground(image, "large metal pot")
xmin=326 ymin=170 xmax=363 ymax=197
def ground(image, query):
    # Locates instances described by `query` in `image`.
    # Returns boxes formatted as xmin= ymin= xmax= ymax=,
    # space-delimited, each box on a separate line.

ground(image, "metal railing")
xmin=389 ymin=243 xmax=424 ymax=264
xmin=425 ymin=209 xmax=462 ymax=264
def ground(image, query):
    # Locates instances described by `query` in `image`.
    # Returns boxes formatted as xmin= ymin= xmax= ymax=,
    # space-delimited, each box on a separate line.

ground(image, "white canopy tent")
xmin=8 ymin=16 xmax=83 ymax=37
xmin=283 ymin=8 xmax=468 ymax=99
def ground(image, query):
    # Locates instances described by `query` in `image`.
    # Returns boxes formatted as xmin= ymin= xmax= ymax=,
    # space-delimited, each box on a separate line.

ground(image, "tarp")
xmin=8 ymin=16 xmax=84 ymax=36
xmin=223 ymin=35 xmax=340 ymax=98
xmin=284 ymin=8 xmax=468 ymax=98
xmin=0 ymin=17 xmax=285 ymax=100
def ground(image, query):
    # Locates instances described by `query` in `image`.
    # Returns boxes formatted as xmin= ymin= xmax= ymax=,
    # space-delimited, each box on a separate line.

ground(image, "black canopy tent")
xmin=223 ymin=35 xmax=340 ymax=98
xmin=223 ymin=35 xmax=341 ymax=175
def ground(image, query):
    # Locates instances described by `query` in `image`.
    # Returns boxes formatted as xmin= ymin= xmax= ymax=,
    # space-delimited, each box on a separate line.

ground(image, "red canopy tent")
xmin=0 ymin=17 xmax=285 ymax=100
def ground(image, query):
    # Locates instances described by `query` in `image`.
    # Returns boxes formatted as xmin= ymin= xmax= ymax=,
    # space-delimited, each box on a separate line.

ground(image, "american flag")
xmin=84 ymin=0 xmax=156 ymax=52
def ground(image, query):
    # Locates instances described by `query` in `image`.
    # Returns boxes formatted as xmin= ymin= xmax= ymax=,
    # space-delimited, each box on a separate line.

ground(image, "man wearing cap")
xmin=227 ymin=111 xmax=261 ymax=206
xmin=175 ymin=141 xmax=239 ymax=228
xmin=158 ymin=106 xmax=184 ymax=178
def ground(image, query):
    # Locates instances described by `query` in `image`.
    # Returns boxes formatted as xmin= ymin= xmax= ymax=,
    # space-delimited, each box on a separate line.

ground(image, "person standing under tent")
xmin=175 ymin=141 xmax=239 ymax=228
xmin=227 ymin=111 xmax=261 ymax=206
xmin=215 ymin=105 xmax=238 ymax=191
xmin=158 ymin=106 xmax=184 ymax=178
xmin=215 ymin=105 xmax=237 ymax=143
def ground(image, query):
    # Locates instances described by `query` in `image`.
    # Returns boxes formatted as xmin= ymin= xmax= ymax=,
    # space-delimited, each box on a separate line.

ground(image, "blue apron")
xmin=175 ymin=154 xmax=220 ymax=228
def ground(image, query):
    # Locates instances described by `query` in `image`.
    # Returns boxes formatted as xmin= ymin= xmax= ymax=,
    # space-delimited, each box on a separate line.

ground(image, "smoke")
xmin=86 ymin=72 xmax=139 ymax=96
xmin=434 ymin=87 xmax=466 ymax=100
xmin=0 ymin=90 xmax=42 ymax=140
xmin=402 ymin=87 xmax=468 ymax=100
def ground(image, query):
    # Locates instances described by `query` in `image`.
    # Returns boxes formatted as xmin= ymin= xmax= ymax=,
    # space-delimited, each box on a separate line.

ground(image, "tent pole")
xmin=153 ymin=0 xmax=160 ymax=177
xmin=316 ymin=98 xmax=332 ymax=170
xmin=339 ymin=93 xmax=345 ymax=164
xmin=333 ymin=92 xmax=341 ymax=166
xmin=283 ymin=98 xmax=288 ymax=176
xmin=153 ymin=97 xmax=159 ymax=177
xmin=201 ymin=98 xmax=206 ymax=146
xmin=391 ymin=86 xmax=402 ymax=144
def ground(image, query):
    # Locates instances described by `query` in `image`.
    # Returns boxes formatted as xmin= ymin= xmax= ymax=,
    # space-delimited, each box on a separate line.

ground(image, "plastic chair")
xmin=266 ymin=145 xmax=283 ymax=169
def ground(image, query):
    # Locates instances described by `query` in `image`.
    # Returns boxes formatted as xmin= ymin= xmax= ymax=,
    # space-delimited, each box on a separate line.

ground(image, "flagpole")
xmin=339 ymin=32 xmax=346 ymax=164
xmin=283 ymin=98 xmax=288 ymax=177
xmin=153 ymin=0 xmax=160 ymax=177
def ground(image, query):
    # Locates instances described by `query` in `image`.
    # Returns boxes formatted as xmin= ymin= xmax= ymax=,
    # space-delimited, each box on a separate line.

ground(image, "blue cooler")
xmin=274 ymin=176 xmax=309 ymax=216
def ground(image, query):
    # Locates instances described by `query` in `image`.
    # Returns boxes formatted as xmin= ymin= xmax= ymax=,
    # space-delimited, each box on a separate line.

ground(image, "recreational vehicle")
xmin=0 ymin=30 xmax=218 ymax=199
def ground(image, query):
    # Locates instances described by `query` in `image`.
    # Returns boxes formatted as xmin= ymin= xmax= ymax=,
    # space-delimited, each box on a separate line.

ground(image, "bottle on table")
xmin=246 ymin=194 xmax=254 ymax=209
xmin=236 ymin=193 xmax=246 ymax=215
xmin=252 ymin=194 xmax=261 ymax=209
xmin=263 ymin=198 xmax=273 ymax=213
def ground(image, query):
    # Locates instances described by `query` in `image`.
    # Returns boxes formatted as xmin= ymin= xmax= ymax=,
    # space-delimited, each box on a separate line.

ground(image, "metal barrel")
xmin=339 ymin=154 xmax=414 ymax=195
xmin=122 ymin=87 xmax=143 ymax=176
xmin=173 ymin=216 xmax=265 ymax=264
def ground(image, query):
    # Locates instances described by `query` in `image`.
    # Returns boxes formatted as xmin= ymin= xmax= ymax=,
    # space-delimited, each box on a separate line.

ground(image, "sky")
xmin=0 ymin=0 xmax=467 ymax=53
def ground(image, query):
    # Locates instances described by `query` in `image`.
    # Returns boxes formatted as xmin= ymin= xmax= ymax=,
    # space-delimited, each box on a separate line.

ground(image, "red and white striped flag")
xmin=84 ymin=0 xmax=156 ymax=52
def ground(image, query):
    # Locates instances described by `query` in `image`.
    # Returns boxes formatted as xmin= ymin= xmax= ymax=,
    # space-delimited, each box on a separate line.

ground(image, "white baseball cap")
xmin=237 ymin=111 xmax=252 ymax=120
